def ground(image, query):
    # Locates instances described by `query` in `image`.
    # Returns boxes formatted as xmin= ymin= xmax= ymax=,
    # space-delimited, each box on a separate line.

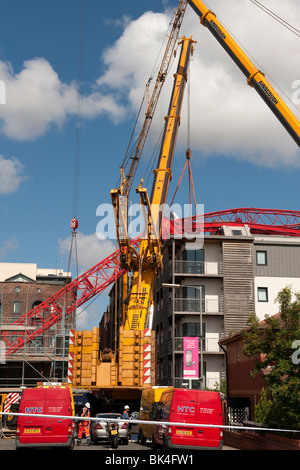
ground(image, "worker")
xmin=122 ymin=405 xmax=130 ymax=419
xmin=77 ymin=402 xmax=91 ymax=446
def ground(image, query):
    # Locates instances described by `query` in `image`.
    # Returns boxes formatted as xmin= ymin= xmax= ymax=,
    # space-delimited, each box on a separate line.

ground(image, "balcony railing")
xmin=173 ymin=336 xmax=223 ymax=353
xmin=174 ymin=375 xmax=221 ymax=390
xmin=174 ymin=260 xmax=223 ymax=276
xmin=174 ymin=297 xmax=223 ymax=313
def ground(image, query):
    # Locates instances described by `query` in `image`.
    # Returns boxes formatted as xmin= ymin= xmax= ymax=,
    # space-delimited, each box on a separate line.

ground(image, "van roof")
xmin=162 ymin=388 xmax=221 ymax=401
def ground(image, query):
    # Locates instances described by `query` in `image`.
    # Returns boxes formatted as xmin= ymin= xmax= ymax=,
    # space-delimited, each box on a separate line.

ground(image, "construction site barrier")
xmin=1 ymin=411 xmax=299 ymax=435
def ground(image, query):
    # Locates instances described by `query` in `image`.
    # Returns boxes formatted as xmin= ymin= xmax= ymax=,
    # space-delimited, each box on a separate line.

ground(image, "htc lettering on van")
xmin=177 ymin=406 xmax=195 ymax=413
xmin=25 ymin=407 xmax=43 ymax=413
xmin=153 ymin=389 xmax=223 ymax=451
xmin=16 ymin=386 xmax=75 ymax=450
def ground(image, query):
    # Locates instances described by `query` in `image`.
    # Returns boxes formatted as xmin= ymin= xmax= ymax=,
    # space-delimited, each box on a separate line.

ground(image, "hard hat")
xmin=124 ymin=405 xmax=129 ymax=409
xmin=85 ymin=402 xmax=90 ymax=409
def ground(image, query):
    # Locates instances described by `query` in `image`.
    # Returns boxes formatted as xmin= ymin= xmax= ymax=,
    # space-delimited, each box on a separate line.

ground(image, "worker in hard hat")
xmin=122 ymin=405 xmax=130 ymax=420
xmin=77 ymin=402 xmax=91 ymax=446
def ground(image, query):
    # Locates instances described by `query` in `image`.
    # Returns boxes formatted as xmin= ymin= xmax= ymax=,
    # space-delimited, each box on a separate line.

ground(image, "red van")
xmin=16 ymin=385 xmax=75 ymax=450
xmin=153 ymin=388 xmax=223 ymax=450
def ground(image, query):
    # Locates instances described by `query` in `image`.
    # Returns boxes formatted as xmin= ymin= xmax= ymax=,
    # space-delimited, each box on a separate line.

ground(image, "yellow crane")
xmin=108 ymin=36 xmax=196 ymax=387
xmin=73 ymin=1 xmax=300 ymax=394
xmin=106 ymin=1 xmax=300 ymax=388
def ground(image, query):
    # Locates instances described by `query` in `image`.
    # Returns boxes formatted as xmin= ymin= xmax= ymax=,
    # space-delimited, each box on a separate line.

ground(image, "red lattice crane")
xmin=168 ymin=208 xmax=300 ymax=238
xmin=2 ymin=208 xmax=300 ymax=357
xmin=1 ymin=239 xmax=139 ymax=356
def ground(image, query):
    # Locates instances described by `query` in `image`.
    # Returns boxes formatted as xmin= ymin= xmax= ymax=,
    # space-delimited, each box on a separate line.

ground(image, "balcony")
xmin=174 ymin=375 xmax=222 ymax=390
xmin=173 ymin=336 xmax=223 ymax=353
xmin=174 ymin=260 xmax=223 ymax=276
xmin=173 ymin=297 xmax=223 ymax=313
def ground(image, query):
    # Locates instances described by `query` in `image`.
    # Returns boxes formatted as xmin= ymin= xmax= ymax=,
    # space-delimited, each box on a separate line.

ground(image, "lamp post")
xmin=162 ymin=282 xmax=204 ymax=389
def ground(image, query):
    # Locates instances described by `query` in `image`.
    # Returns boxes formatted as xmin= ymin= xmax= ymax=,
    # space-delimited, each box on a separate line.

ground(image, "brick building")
xmin=219 ymin=329 xmax=266 ymax=423
xmin=0 ymin=262 xmax=75 ymax=387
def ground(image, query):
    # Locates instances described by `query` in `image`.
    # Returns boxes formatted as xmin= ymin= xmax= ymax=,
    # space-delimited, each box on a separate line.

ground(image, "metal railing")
xmin=174 ymin=260 xmax=223 ymax=275
xmin=174 ymin=375 xmax=221 ymax=389
xmin=174 ymin=297 xmax=223 ymax=313
xmin=173 ymin=336 xmax=223 ymax=353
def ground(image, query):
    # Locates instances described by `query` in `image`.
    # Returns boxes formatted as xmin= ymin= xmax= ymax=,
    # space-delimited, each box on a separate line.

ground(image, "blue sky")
xmin=0 ymin=0 xmax=299 ymax=328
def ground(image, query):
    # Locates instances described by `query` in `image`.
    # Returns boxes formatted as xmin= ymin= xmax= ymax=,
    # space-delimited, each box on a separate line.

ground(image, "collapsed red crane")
xmin=2 ymin=208 xmax=300 ymax=356
xmin=1 ymin=239 xmax=139 ymax=356
xmin=169 ymin=208 xmax=300 ymax=238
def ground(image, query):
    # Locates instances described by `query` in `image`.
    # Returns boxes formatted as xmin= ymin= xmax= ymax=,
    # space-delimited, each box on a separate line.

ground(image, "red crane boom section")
xmin=1 ymin=240 xmax=139 ymax=356
xmin=2 ymin=208 xmax=300 ymax=356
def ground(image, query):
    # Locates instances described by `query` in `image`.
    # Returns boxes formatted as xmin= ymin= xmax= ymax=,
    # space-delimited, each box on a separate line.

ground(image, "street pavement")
xmin=0 ymin=437 xmax=238 ymax=451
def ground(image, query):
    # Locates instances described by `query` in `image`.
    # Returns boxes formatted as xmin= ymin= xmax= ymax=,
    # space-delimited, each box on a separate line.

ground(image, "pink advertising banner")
xmin=183 ymin=337 xmax=199 ymax=379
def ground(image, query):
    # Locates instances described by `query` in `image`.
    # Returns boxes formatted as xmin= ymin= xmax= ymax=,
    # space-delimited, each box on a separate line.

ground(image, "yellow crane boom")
xmin=114 ymin=37 xmax=195 ymax=387
xmin=122 ymin=0 xmax=188 ymax=196
xmin=125 ymin=37 xmax=196 ymax=333
xmin=187 ymin=0 xmax=300 ymax=147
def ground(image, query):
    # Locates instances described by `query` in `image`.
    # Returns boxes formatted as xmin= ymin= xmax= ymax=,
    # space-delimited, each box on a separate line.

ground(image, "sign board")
xmin=183 ymin=337 xmax=199 ymax=380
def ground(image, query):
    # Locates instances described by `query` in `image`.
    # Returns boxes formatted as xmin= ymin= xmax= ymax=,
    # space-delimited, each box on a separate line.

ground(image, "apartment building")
xmin=154 ymin=226 xmax=300 ymax=390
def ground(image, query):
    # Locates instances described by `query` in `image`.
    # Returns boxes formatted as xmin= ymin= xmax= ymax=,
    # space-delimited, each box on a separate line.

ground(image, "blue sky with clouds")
xmin=0 ymin=0 xmax=299 ymax=328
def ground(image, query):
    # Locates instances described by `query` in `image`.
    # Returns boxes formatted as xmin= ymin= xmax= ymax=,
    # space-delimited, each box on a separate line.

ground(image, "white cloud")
xmin=95 ymin=0 xmax=300 ymax=167
xmin=97 ymin=11 xmax=170 ymax=93
xmin=0 ymin=57 xmax=126 ymax=140
xmin=58 ymin=231 xmax=115 ymax=330
xmin=0 ymin=236 xmax=19 ymax=259
xmin=58 ymin=231 xmax=115 ymax=274
xmin=75 ymin=301 xmax=106 ymax=331
xmin=0 ymin=154 xmax=26 ymax=193
xmin=0 ymin=1 xmax=299 ymax=165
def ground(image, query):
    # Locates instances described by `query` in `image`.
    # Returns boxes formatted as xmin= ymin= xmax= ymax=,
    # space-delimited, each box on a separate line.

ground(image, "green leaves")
xmin=242 ymin=286 xmax=300 ymax=430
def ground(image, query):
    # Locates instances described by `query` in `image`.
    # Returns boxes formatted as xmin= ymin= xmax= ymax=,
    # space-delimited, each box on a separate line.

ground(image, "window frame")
xmin=258 ymin=287 xmax=268 ymax=302
xmin=256 ymin=250 xmax=268 ymax=266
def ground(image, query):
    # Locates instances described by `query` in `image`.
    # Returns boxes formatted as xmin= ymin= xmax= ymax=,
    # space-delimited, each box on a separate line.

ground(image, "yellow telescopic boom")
xmin=187 ymin=0 xmax=300 ymax=147
xmin=125 ymin=36 xmax=196 ymax=332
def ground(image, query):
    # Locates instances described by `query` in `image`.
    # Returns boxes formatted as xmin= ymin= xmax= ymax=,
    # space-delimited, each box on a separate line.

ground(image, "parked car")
xmin=91 ymin=413 xmax=129 ymax=445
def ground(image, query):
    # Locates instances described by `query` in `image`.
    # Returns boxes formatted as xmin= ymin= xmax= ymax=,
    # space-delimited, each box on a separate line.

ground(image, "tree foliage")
xmin=242 ymin=286 xmax=300 ymax=430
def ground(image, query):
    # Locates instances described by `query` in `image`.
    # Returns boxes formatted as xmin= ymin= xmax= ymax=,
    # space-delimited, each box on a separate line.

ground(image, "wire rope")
xmin=72 ymin=0 xmax=86 ymax=219
xmin=249 ymin=0 xmax=300 ymax=38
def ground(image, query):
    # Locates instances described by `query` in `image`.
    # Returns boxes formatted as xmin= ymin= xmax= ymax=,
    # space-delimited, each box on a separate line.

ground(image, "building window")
xmin=182 ymin=322 xmax=206 ymax=350
xmin=258 ymin=287 xmax=268 ymax=302
xmin=256 ymin=250 xmax=267 ymax=266
xmin=182 ymin=249 xmax=204 ymax=274
xmin=13 ymin=301 xmax=21 ymax=314
xmin=182 ymin=285 xmax=205 ymax=312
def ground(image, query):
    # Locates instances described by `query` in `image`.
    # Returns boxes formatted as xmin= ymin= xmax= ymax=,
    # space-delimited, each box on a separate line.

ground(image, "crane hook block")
xmin=70 ymin=218 xmax=79 ymax=231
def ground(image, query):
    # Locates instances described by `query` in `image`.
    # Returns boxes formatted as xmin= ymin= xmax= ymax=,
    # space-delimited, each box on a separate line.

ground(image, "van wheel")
xmin=68 ymin=438 xmax=75 ymax=450
xmin=7 ymin=413 xmax=18 ymax=429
